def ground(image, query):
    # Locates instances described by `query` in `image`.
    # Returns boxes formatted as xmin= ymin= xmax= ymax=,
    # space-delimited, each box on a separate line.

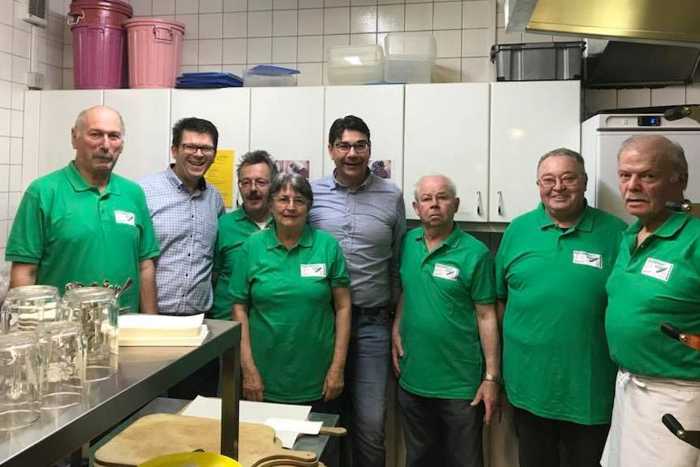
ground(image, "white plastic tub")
xmin=327 ymin=44 xmax=384 ymax=85
xmin=383 ymin=32 xmax=436 ymax=83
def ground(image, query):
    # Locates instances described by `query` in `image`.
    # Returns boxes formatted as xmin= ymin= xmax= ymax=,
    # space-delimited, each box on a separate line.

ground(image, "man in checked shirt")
xmin=139 ymin=117 xmax=225 ymax=316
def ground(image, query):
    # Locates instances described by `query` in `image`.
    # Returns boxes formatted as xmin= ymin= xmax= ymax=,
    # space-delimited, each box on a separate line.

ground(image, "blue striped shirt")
xmin=140 ymin=167 xmax=224 ymax=315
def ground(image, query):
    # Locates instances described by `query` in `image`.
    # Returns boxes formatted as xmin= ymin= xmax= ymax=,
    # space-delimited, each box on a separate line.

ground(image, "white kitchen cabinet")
xmin=323 ymin=85 xmax=405 ymax=189
xmin=250 ymin=87 xmax=325 ymax=180
xmin=404 ymin=83 xmax=490 ymax=222
xmin=489 ymin=81 xmax=581 ymax=222
xmin=25 ymin=90 xmax=103 ymax=188
xmin=103 ymin=89 xmax=172 ymax=182
xmin=171 ymin=88 xmax=251 ymax=203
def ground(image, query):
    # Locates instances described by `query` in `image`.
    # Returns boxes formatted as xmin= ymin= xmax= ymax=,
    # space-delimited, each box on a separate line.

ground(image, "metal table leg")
xmin=220 ymin=345 xmax=240 ymax=459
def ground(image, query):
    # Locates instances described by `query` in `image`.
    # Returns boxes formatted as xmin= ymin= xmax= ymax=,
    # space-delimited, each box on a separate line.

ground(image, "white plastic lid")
xmin=384 ymin=32 xmax=437 ymax=58
xmin=327 ymin=44 xmax=384 ymax=66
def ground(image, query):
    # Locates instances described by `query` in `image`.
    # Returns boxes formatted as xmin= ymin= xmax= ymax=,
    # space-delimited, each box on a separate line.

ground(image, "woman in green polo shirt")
xmin=230 ymin=173 xmax=351 ymax=408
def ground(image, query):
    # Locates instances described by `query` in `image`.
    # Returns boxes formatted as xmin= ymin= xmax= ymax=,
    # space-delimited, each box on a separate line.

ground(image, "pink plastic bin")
xmin=69 ymin=0 xmax=132 ymax=89
xmin=124 ymin=18 xmax=185 ymax=88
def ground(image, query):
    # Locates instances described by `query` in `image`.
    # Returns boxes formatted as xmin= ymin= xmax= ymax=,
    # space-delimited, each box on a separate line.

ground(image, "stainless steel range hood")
xmin=505 ymin=0 xmax=700 ymax=47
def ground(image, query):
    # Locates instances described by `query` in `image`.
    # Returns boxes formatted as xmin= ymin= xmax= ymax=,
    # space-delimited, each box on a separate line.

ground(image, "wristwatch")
xmin=483 ymin=373 xmax=502 ymax=384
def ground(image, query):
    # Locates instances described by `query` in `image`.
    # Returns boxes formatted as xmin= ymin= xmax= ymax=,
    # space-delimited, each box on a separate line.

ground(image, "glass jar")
xmin=39 ymin=321 xmax=85 ymax=409
xmin=62 ymin=287 xmax=118 ymax=382
xmin=0 ymin=331 xmax=40 ymax=430
xmin=1 ymin=285 xmax=61 ymax=333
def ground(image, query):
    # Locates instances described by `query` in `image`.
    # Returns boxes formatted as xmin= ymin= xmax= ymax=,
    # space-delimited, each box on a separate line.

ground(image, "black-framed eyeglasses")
xmin=181 ymin=143 xmax=215 ymax=156
xmin=238 ymin=178 xmax=270 ymax=188
xmin=334 ymin=141 xmax=370 ymax=153
xmin=538 ymin=174 xmax=580 ymax=188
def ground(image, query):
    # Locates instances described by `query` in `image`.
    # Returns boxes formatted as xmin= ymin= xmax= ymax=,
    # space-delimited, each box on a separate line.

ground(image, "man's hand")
xmin=323 ymin=365 xmax=344 ymax=401
xmin=242 ymin=366 xmax=264 ymax=401
xmin=471 ymin=380 xmax=500 ymax=424
xmin=391 ymin=327 xmax=404 ymax=377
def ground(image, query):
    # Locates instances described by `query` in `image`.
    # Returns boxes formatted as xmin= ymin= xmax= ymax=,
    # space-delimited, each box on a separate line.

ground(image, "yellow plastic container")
xmin=139 ymin=452 xmax=242 ymax=467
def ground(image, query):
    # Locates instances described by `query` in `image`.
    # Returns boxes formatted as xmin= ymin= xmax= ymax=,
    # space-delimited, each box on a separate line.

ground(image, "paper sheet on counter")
xmin=181 ymin=396 xmax=312 ymax=448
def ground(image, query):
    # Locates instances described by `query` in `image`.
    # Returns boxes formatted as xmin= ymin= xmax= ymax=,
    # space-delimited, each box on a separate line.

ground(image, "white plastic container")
xmin=327 ymin=44 xmax=384 ymax=85
xmin=243 ymin=73 xmax=297 ymax=87
xmin=383 ymin=32 xmax=436 ymax=83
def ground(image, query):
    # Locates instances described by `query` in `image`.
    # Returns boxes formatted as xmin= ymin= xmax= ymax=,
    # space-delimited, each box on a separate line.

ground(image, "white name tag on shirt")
xmin=641 ymin=257 xmax=673 ymax=282
xmin=572 ymin=250 xmax=603 ymax=269
xmin=114 ymin=210 xmax=135 ymax=226
xmin=433 ymin=263 xmax=459 ymax=281
xmin=300 ymin=264 xmax=326 ymax=278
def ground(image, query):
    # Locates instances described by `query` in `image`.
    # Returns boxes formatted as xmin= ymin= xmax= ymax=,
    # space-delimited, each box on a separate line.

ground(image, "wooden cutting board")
xmin=94 ymin=414 xmax=318 ymax=467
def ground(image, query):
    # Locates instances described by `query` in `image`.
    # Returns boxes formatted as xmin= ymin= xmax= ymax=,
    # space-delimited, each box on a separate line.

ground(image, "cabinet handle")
xmin=497 ymin=191 xmax=504 ymax=216
xmin=476 ymin=191 xmax=482 ymax=217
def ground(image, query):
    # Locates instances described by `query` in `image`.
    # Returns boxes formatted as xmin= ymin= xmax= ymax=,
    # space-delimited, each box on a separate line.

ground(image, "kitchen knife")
xmin=662 ymin=414 xmax=700 ymax=449
xmin=660 ymin=323 xmax=700 ymax=351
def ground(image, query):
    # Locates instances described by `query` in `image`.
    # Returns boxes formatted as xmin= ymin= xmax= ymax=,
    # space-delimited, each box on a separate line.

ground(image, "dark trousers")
xmin=281 ymin=397 xmax=342 ymax=467
xmin=513 ymin=406 xmax=610 ymax=467
xmin=168 ymin=357 xmax=220 ymax=399
xmin=398 ymin=386 xmax=484 ymax=467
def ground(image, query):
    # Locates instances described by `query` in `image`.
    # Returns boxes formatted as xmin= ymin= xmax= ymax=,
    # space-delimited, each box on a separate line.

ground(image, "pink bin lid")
xmin=123 ymin=17 xmax=186 ymax=34
xmin=69 ymin=0 xmax=133 ymax=18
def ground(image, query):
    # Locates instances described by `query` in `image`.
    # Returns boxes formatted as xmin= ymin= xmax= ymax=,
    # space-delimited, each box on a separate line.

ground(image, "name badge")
xmin=572 ymin=250 xmax=603 ymax=269
xmin=641 ymin=257 xmax=673 ymax=282
xmin=114 ymin=210 xmax=135 ymax=226
xmin=433 ymin=263 xmax=459 ymax=281
xmin=300 ymin=264 xmax=326 ymax=278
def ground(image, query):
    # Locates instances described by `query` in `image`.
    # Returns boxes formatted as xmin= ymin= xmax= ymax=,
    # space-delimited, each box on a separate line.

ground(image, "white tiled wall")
xmin=0 ymin=0 xmax=64 ymax=253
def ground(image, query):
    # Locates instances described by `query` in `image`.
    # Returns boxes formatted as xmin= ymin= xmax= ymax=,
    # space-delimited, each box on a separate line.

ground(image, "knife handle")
xmin=662 ymin=413 xmax=685 ymax=436
xmin=661 ymin=322 xmax=682 ymax=341
xmin=319 ymin=426 xmax=347 ymax=437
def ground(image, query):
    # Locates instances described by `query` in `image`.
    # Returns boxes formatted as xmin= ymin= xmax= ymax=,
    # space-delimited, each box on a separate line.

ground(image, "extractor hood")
xmin=505 ymin=0 xmax=700 ymax=46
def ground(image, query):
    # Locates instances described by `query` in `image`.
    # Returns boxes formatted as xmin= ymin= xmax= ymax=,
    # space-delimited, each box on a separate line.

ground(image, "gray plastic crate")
xmin=490 ymin=41 xmax=585 ymax=81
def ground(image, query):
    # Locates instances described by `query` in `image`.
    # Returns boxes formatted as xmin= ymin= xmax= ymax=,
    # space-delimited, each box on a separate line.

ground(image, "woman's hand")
xmin=242 ymin=366 xmax=265 ymax=401
xmin=323 ymin=365 xmax=344 ymax=401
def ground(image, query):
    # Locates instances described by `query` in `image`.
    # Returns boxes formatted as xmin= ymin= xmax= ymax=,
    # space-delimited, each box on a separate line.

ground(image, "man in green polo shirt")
xmin=210 ymin=150 xmax=277 ymax=320
xmin=6 ymin=105 xmax=159 ymax=314
xmin=391 ymin=175 xmax=500 ymax=467
xmin=601 ymin=135 xmax=700 ymax=467
xmin=496 ymin=148 xmax=626 ymax=467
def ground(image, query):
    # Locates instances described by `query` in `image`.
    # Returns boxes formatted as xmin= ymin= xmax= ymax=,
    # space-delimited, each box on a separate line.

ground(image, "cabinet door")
xmin=324 ymin=85 xmax=404 ymax=189
xmin=404 ymin=83 xmax=490 ymax=222
xmin=103 ymin=89 xmax=172 ymax=182
xmin=32 ymin=90 xmax=103 ymax=182
xmin=489 ymin=81 xmax=580 ymax=222
xmin=250 ymin=87 xmax=325 ymax=180
xmin=171 ymin=88 xmax=250 ymax=205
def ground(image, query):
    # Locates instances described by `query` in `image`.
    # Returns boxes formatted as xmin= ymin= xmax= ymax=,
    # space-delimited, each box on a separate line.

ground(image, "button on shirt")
xmin=140 ymin=167 xmax=224 ymax=315
xmin=309 ymin=173 xmax=406 ymax=308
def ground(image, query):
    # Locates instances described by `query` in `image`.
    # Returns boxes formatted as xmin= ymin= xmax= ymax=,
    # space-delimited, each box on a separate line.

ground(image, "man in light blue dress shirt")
xmin=140 ymin=117 xmax=224 ymax=316
xmin=309 ymin=115 xmax=406 ymax=467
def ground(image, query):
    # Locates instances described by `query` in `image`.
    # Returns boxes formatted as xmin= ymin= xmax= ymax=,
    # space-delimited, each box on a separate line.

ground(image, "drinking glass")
xmin=0 ymin=332 xmax=40 ymax=430
xmin=39 ymin=321 xmax=85 ymax=410
xmin=1 ymin=285 xmax=61 ymax=333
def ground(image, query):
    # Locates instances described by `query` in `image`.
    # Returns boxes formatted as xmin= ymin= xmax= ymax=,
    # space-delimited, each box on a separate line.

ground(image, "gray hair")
xmin=414 ymin=174 xmax=457 ymax=201
xmin=73 ymin=105 xmax=125 ymax=135
xmin=237 ymin=149 xmax=278 ymax=180
xmin=537 ymin=148 xmax=587 ymax=178
xmin=269 ymin=173 xmax=313 ymax=208
xmin=618 ymin=135 xmax=688 ymax=190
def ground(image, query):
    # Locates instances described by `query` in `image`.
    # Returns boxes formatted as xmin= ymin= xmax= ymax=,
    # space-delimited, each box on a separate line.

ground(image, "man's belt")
xmin=352 ymin=305 xmax=388 ymax=317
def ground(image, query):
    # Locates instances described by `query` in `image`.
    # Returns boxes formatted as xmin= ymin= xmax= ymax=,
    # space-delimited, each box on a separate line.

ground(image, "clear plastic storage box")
xmin=383 ymin=32 xmax=436 ymax=83
xmin=327 ymin=45 xmax=384 ymax=85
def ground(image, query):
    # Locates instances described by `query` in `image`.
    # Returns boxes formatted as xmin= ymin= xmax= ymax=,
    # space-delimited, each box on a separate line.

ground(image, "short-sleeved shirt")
xmin=399 ymin=226 xmax=496 ymax=400
xmin=229 ymin=224 xmax=350 ymax=403
xmin=606 ymin=212 xmax=700 ymax=380
xmin=5 ymin=162 xmax=160 ymax=313
xmin=210 ymin=208 xmax=271 ymax=320
xmin=140 ymin=168 xmax=224 ymax=315
xmin=495 ymin=203 xmax=626 ymax=424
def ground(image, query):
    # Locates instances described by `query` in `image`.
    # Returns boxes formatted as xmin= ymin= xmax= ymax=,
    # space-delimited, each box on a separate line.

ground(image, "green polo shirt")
xmin=495 ymin=203 xmax=626 ymax=424
xmin=606 ymin=212 xmax=700 ymax=380
xmin=230 ymin=224 xmax=350 ymax=403
xmin=5 ymin=162 xmax=160 ymax=313
xmin=399 ymin=226 xmax=495 ymax=400
xmin=210 ymin=208 xmax=271 ymax=320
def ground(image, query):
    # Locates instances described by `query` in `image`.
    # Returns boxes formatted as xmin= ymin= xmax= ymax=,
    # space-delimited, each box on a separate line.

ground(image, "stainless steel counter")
xmin=0 ymin=319 xmax=241 ymax=467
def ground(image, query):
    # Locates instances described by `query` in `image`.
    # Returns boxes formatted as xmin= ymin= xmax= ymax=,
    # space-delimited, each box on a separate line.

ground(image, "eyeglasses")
xmin=333 ymin=141 xmax=370 ymax=153
xmin=538 ymin=174 xmax=581 ymax=188
xmin=273 ymin=195 xmax=307 ymax=207
xmin=181 ymin=143 xmax=215 ymax=157
xmin=238 ymin=178 xmax=270 ymax=189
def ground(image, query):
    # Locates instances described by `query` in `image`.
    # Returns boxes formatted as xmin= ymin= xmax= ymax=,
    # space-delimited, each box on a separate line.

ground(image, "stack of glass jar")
xmin=0 ymin=285 xmax=119 ymax=431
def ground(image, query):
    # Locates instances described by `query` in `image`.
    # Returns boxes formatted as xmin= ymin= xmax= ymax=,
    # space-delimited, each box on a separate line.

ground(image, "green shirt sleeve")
xmin=229 ymin=239 xmax=251 ymax=304
xmin=494 ymin=228 xmax=510 ymax=300
xmin=136 ymin=188 xmax=160 ymax=261
xmin=470 ymin=250 xmax=496 ymax=305
xmin=328 ymin=240 xmax=350 ymax=289
xmin=5 ymin=187 xmax=44 ymax=264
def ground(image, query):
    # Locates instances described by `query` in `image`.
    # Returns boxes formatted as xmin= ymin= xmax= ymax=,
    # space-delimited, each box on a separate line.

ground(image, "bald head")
xmin=73 ymin=106 xmax=125 ymax=136
xmin=618 ymin=135 xmax=688 ymax=192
